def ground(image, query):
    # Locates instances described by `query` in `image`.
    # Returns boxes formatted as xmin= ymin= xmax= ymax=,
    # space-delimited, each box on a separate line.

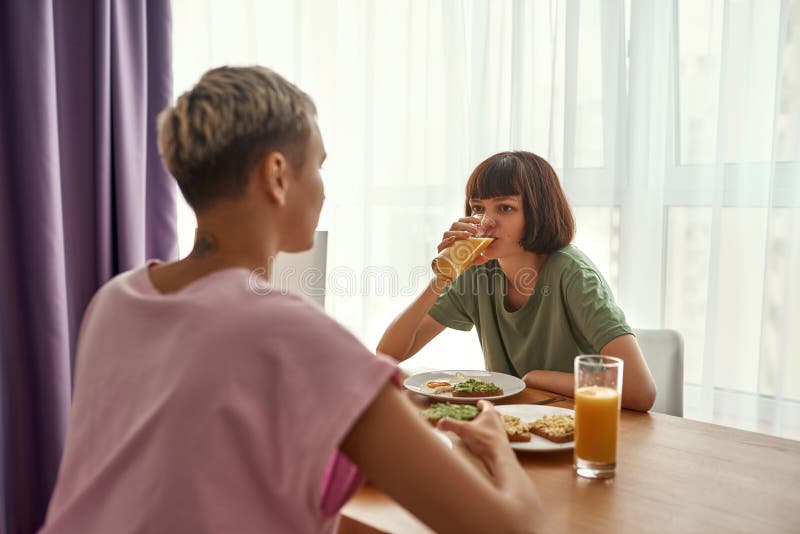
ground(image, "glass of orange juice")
xmin=431 ymin=214 xmax=495 ymax=282
xmin=574 ymin=355 xmax=623 ymax=479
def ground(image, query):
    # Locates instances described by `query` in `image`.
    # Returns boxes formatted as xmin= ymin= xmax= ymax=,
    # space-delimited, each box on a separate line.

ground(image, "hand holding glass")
xmin=431 ymin=214 xmax=495 ymax=281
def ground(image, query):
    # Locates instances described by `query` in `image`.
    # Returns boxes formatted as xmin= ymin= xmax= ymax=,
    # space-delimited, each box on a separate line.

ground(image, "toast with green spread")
xmin=421 ymin=403 xmax=532 ymax=442
xmin=450 ymin=378 xmax=504 ymax=398
xmin=419 ymin=403 xmax=480 ymax=425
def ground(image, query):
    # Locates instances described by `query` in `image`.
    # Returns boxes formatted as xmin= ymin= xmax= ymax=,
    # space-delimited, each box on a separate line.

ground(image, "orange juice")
xmin=431 ymin=237 xmax=494 ymax=281
xmin=574 ymin=386 xmax=620 ymax=464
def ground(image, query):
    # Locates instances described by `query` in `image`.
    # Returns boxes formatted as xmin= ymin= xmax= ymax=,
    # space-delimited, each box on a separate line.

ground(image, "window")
xmin=171 ymin=0 xmax=800 ymax=438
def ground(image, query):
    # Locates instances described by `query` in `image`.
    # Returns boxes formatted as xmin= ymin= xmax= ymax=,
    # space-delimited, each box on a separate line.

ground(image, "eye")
xmin=471 ymin=205 xmax=485 ymax=213
xmin=500 ymin=204 xmax=514 ymax=212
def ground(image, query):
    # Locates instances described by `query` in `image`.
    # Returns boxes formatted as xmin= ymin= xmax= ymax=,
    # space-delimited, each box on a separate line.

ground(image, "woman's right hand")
xmin=436 ymin=216 xmax=481 ymax=252
xmin=436 ymin=216 xmax=490 ymax=266
xmin=436 ymin=401 xmax=511 ymax=463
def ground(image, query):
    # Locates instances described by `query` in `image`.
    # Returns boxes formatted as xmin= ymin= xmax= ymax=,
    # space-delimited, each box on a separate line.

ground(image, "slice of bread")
xmin=529 ymin=414 xmax=575 ymax=443
xmin=503 ymin=415 xmax=531 ymax=442
xmin=451 ymin=388 xmax=505 ymax=398
xmin=420 ymin=403 xmax=479 ymax=425
xmin=450 ymin=378 xmax=504 ymax=397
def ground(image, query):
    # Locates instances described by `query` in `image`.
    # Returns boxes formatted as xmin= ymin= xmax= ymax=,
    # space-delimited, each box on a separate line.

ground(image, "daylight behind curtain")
xmin=171 ymin=0 xmax=800 ymax=439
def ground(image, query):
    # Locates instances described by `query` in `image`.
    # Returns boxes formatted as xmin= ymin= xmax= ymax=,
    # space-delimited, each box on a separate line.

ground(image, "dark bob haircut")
xmin=464 ymin=151 xmax=575 ymax=254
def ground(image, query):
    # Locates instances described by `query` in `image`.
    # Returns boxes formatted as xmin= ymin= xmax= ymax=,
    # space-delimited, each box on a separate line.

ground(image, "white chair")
xmin=633 ymin=328 xmax=684 ymax=417
xmin=272 ymin=230 xmax=327 ymax=309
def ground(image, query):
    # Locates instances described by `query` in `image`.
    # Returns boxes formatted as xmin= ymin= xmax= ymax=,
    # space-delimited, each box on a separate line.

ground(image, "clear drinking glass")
xmin=573 ymin=355 xmax=623 ymax=479
xmin=431 ymin=214 xmax=495 ymax=281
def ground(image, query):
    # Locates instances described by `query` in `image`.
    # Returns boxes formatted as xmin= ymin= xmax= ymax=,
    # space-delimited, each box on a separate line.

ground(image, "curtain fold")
xmin=0 ymin=1 xmax=176 ymax=531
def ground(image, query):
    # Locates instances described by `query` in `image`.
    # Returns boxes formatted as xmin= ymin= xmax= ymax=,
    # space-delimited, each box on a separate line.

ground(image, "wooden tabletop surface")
xmin=339 ymin=387 xmax=800 ymax=533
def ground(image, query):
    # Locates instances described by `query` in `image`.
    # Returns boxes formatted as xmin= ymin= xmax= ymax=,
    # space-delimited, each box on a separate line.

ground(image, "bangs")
xmin=465 ymin=153 xmax=523 ymax=200
xmin=461 ymin=150 xmax=574 ymax=253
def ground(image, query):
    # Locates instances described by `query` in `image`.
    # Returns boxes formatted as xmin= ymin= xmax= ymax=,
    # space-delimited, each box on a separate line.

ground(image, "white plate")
xmin=495 ymin=404 xmax=575 ymax=452
xmin=404 ymin=370 xmax=525 ymax=403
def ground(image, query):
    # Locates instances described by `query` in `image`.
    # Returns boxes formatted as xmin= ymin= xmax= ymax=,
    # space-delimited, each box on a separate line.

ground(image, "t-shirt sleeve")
xmin=562 ymin=268 xmax=633 ymax=352
xmin=318 ymin=371 xmax=403 ymax=518
xmin=428 ymin=274 xmax=474 ymax=331
xmin=266 ymin=301 xmax=399 ymax=462
xmin=254 ymin=299 xmax=400 ymax=519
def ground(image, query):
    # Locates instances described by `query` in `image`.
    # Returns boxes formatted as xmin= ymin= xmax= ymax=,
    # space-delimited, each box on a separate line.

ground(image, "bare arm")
xmin=341 ymin=386 xmax=544 ymax=534
xmin=521 ymin=369 xmax=573 ymax=399
xmin=378 ymin=216 xmax=488 ymax=361
xmin=376 ymin=278 xmax=448 ymax=361
xmin=523 ymin=334 xmax=657 ymax=412
xmin=600 ymin=334 xmax=656 ymax=411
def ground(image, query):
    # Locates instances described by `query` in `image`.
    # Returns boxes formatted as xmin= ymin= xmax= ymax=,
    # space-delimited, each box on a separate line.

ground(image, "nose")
xmin=477 ymin=214 xmax=497 ymax=237
xmin=478 ymin=214 xmax=497 ymax=229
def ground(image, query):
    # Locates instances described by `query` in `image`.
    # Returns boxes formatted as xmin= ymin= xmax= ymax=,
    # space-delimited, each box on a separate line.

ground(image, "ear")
xmin=255 ymin=151 xmax=290 ymax=207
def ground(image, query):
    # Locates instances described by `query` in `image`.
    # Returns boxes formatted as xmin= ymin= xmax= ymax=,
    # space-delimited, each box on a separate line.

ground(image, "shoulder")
xmin=546 ymin=245 xmax=604 ymax=282
xmin=85 ymin=266 xmax=150 ymax=313
xmin=545 ymin=245 xmax=615 ymax=300
xmin=244 ymin=289 xmax=396 ymax=388
xmin=547 ymin=244 xmax=599 ymax=272
xmin=245 ymin=287 xmax=360 ymax=343
xmin=100 ymin=265 xmax=365 ymax=353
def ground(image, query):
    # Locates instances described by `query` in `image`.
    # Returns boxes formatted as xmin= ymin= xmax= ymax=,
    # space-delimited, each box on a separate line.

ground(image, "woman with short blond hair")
xmin=39 ymin=66 xmax=544 ymax=534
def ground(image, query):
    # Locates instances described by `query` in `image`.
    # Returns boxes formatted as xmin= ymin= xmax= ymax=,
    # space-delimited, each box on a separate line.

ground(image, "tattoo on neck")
xmin=191 ymin=231 xmax=218 ymax=259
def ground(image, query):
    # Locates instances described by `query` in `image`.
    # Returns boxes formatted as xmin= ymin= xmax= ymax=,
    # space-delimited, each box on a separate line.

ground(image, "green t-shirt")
xmin=428 ymin=245 xmax=632 ymax=376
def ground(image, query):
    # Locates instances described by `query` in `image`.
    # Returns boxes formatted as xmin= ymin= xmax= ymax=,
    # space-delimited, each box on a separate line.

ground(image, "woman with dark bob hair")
xmin=378 ymin=152 xmax=657 ymax=411
xmin=38 ymin=68 xmax=544 ymax=534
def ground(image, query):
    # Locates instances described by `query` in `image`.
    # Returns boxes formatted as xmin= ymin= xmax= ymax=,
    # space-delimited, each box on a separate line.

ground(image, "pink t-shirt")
xmin=39 ymin=262 xmax=397 ymax=534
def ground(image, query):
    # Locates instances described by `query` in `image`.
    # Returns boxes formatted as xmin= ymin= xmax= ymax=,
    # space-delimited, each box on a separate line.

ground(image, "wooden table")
xmin=339 ymin=388 xmax=800 ymax=533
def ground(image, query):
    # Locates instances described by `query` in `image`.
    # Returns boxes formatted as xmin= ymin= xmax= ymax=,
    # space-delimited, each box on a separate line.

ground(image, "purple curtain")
xmin=0 ymin=1 xmax=176 ymax=532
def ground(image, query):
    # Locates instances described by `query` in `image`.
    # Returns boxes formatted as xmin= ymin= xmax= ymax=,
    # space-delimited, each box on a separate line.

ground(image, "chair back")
xmin=633 ymin=328 xmax=684 ymax=417
xmin=272 ymin=231 xmax=327 ymax=308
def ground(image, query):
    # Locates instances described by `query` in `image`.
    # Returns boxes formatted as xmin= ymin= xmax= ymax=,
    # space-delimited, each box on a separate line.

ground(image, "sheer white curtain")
xmin=170 ymin=0 xmax=800 ymax=439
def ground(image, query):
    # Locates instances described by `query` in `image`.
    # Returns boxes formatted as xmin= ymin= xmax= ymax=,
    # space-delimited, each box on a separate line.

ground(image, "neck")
xmin=498 ymin=250 xmax=549 ymax=295
xmin=186 ymin=203 xmax=279 ymax=276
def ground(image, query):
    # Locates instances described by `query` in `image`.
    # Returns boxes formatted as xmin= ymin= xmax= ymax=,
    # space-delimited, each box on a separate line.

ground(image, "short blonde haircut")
xmin=157 ymin=66 xmax=316 ymax=211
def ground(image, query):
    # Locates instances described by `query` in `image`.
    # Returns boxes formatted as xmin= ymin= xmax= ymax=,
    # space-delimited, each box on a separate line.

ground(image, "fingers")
xmin=437 ymin=404 xmax=508 ymax=459
xmin=477 ymin=402 xmax=500 ymax=420
xmin=450 ymin=221 xmax=480 ymax=233
xmin=474 ymin=401 xmax=503 ymax=426
xmin=437 ymin=232 xmax=470 ymax=251
xmin=436 ymin=217 xmax=483 ymax=253
xmin=440 ymin=230 xmax=475 ymax=245
xmin=437 ymin=229 xmax=473 ymax=252
xmin=437 ymin=236 xmax=456 ymax=253
xmin=436 ymin=416 xmax=466 ymax=436
xmin=442 ymin=230 xmax=473 ymax=241
xmin=437 ymin=401 xmax=497 ymax=434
